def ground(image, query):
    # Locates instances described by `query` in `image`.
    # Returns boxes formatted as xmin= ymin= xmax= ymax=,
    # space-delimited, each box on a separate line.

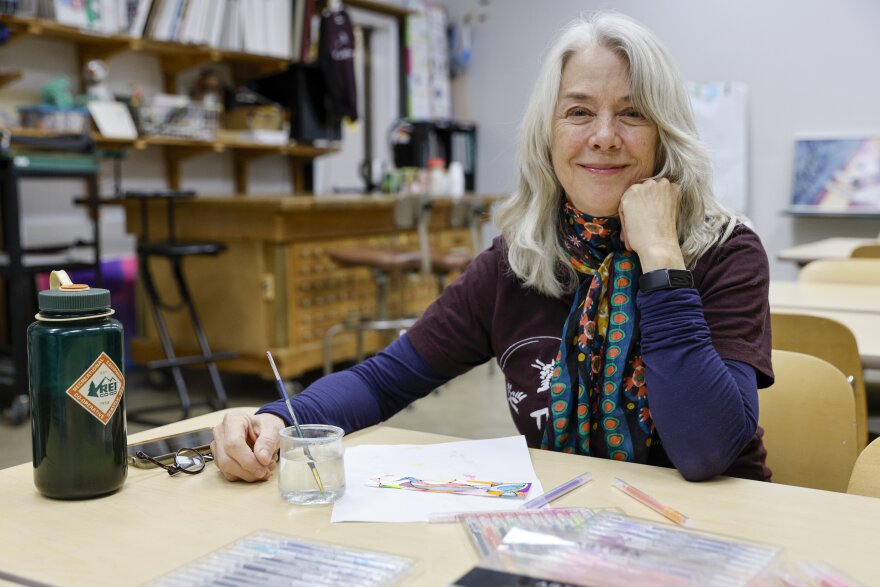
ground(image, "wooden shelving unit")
xmin=0 ymin=15 xmax=290 ymax=90
xmin=0 ymin=11 xmax=360 ymax=193
xmin=346 ymin=0 xmax=411 ymax=18
xmin=5 ymin=128 xmax=339 ymax=193
xmin=0 ymin=70 xmax=23 ymax=89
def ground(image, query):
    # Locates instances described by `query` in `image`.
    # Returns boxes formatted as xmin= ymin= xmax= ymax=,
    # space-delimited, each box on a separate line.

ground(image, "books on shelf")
xmin=131 ymin=0 xmax=316 ymax=59
xmin=23 ymin=0 xmax=311 ymax=59
xmin=18 ymin=0 xmax=352 ymax=63
xmin=48 ymin=0 xmax=137 ymax=34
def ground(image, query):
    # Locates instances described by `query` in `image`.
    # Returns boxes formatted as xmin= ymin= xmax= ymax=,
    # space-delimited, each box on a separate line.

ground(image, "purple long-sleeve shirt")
xmin=257 ymin=288 xmax=759 ymax=482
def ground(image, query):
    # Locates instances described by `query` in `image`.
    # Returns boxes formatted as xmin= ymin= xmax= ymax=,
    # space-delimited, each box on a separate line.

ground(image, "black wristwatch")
xmin=638 ymin=269 xmax=694 ymax=293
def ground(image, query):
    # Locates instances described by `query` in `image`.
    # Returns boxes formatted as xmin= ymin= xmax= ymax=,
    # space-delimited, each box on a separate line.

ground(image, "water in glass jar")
xmin=279 ymin=449 xmax=345 ymax=505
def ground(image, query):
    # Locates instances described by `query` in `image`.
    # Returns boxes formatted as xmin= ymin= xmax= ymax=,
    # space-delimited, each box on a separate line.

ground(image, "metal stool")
xmin=322 ymin=195 xmax=434 ymax=374
xmin=125 ymin=190 xmax=236 ymax=424
xmin=431 ymin=198 xmax=485 ymax=289
xmin=322 ymin=197 xmax=486 ymax=375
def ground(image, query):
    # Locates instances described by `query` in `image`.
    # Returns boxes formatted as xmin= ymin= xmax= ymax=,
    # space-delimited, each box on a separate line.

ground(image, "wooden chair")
xmin=798 ymin=258 xmax=880 ymax=442
xmin=771 ymin=311 xmax=868 ymax=451
xmin=847 ymin=437 xmax=880 ymax=498
xmin=798 ymin=258 xmax=880 ymax=285
xmin=851 ymin=244 xmax=880 ymax=259
xmin=759 ymin=350 xmax=858 ymax=492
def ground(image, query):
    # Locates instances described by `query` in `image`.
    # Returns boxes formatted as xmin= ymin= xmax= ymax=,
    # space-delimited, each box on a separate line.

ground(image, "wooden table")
xmin=770 ymin=281 xmax=880 ymax=368
xmin=1 ymin=409 xmax=878 ymax=586
xmin=777 ymin=237 xmax=875 ymax=266
xmin=115 ymin=194 xmax=499 ymax=380
xmin=769 ymin=280 xmax=880 ymax=315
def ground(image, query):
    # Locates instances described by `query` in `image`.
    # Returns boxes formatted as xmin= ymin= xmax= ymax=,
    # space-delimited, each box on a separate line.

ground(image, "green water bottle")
xmin=28 ymin=270 xmax=127 ymax=499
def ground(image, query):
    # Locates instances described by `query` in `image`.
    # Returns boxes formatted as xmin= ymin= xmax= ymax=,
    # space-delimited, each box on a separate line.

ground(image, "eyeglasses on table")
xmin=136 ymin=447 xmax=214 ymax=476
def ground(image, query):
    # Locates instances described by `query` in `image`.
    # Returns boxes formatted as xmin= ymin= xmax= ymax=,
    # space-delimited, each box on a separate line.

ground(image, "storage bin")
xmin=18 ymin=106 xmax=90 ymax=133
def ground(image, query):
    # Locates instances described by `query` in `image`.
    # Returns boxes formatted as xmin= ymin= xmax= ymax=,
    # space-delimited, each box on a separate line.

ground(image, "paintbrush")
xmin=266 ymin=351 xmax=324 ymax=493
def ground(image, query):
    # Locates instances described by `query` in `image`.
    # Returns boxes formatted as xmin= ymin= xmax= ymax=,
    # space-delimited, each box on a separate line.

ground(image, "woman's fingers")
xmin=211 ymin=412 xmax=277 ymax=482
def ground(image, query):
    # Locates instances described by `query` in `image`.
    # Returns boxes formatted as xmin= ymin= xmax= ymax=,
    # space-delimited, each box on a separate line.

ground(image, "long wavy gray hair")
xmin=495 ymin=11 xmax=738 ymax=297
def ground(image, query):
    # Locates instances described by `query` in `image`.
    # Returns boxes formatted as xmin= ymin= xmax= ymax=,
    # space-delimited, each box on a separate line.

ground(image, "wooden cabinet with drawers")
xmin=121 ymin=194 xmax=492 ymax=380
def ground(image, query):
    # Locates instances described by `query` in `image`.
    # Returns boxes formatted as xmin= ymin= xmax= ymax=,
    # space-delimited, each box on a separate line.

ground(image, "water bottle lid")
xmin=38 ymin=270 xmax=111 ymax=313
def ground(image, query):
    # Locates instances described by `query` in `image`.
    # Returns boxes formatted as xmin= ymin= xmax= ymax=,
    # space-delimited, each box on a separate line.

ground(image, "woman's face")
xmin=551 ymin=44 xmax=659 ymax=217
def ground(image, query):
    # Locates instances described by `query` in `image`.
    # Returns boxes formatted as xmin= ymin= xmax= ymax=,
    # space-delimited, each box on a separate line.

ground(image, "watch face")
xmin=668 ymin=271 xmax=694 ymax=288
xmin=639 ymin=269 xmax=693 ymax=292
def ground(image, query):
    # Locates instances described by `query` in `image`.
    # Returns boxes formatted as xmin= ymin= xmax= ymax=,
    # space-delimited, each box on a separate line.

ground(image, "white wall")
xmin=442 ymin=0 xmax=880 ymax=278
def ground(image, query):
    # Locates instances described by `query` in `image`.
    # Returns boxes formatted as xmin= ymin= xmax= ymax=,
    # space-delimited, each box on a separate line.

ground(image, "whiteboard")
xmin=688 ymin=82 xmax=748 ymax=215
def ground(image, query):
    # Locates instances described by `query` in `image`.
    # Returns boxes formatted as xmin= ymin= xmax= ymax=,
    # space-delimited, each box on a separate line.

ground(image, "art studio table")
xmin=770 ymin=280 xmax=880 ymax=369
xmin=0 ymin=409 xmax=877 ymax=586
xmin=769 ymin=280 xmax=880 ymax=315
xmin=777 ymin=237 xmax=875 ymax=266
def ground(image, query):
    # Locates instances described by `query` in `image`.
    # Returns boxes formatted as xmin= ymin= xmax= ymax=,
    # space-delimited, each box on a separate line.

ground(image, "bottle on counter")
xmin=427 ymin=157 xmax=448 ymax=196
xmin=447 ymin=161 xmax=465 ymax=199
xmin=28 ymin=270 xmax=127 ymax=499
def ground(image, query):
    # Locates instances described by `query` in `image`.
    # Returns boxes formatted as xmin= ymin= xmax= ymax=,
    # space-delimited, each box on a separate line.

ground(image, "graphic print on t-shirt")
xmin=499 ymin=336 xmax=561 ymax=433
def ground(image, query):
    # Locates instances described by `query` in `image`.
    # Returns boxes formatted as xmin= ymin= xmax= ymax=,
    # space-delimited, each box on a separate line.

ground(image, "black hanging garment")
xmin=318 ymin=8 xmax=358 ymax=122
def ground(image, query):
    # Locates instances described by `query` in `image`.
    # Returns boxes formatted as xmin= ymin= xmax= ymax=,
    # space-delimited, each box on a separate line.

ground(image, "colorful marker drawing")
xmin=368 ymin=475 xmax=532 ymax=498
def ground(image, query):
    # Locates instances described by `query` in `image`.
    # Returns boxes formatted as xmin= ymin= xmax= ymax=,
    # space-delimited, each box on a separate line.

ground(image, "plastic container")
xmin=28 ymin=270 xmax=127 ymax=499
xmin=18 ymin=105 xmax=89 ymax=133
xmin=448 ymin=161 xmax=465 ymax=198
xmin=427 ymin=157 xmax=448 ymax=196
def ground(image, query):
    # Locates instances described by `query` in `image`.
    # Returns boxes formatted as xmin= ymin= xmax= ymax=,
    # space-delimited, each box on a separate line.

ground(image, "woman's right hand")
xmin=211 ymin=411 xmax=286 ymax=482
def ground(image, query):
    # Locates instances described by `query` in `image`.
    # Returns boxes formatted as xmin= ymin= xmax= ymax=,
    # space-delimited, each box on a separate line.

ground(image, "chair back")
xmin=771 ymin=311 xmax=867 ymax=450
xmin=850 ymin=244 xmax=880 ymax=259
xmin=798 ymin=258 xmax=880 ymax=285
xmin=847 ymin=437 xmax=880 ymax=498
xmin=759 ymin=350 xmax=858 ymax=492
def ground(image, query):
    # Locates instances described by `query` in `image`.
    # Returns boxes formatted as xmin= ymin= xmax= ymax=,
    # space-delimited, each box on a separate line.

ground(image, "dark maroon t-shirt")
xmin=406 ymin=225 xmax=774 ymax=479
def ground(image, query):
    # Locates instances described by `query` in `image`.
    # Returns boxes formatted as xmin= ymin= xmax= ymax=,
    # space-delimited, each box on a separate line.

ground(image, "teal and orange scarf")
xmin=541 ymin=202 xmax=656 ymax=462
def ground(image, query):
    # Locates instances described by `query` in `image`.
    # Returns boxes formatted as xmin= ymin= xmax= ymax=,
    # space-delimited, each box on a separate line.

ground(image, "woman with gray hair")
xmin=212 ymin=12 xmax=773 ymax=484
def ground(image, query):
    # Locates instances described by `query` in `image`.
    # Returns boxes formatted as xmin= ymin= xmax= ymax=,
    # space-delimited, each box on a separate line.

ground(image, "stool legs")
xmin=140 ymin=256 xmax=191 ymax=418
xmin=373 ymin=269 xmax=390 ymax=320
xmin=323 ymin=323 xmax=347 ymax=376
xmin=132 ymin=256 xmax=230 ymax=423
xmin=170 ymin=259 xmax=228 ymax=411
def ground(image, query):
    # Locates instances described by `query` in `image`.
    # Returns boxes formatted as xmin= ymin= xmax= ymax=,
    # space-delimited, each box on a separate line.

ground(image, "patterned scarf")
xmin=541 ymin=202 xmax=656 ymax=462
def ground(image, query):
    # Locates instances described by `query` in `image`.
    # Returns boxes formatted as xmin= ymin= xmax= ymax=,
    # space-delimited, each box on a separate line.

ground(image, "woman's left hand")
xmin=619 ymin=178 xmax=686 ymax=272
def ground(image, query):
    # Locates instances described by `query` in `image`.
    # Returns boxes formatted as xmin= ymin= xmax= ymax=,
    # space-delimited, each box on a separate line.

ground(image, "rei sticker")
xmin=65 ymin=352 xmax=125 ymax=425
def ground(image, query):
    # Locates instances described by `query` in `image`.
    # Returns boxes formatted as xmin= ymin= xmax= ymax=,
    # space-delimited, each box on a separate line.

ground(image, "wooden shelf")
xmin=6 ymin=128 xmax=339 ymax=193
xmin=346 ymin=0 xmax=412 ymax=18
xmin=0 ymin=69 xmax=23 ymax=89
xmin=1 ymin=3 xmax=402 ymax=192
xmin=786 ymin=206 xmax=880 ymax=220
xmin=2 ymin=16 xmax=134 ymax=61
xmin=0 ymin=15 xmax=290 ymax=80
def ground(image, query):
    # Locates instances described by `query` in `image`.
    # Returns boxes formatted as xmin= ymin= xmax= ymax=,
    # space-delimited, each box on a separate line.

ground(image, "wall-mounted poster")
xmin=792 ymin=137 xmax=880 ymax=210
xmin=688 ymin=82 xmax=748 ymax=215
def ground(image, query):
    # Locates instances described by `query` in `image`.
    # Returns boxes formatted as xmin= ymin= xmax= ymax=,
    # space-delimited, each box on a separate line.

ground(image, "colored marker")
xmin=611 ymin=477 xmax=690 ymax=526
xmin=520 ymin=472 xmax=593 ymax=509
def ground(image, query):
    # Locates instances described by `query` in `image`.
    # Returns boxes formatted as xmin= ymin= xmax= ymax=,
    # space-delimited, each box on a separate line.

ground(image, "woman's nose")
xmin=590 ymin=116 xmax=621 ymax=151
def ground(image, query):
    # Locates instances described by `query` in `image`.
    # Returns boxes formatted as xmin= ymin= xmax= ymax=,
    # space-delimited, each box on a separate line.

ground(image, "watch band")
xmin=639 ymin=269 xmax=694 ymax=293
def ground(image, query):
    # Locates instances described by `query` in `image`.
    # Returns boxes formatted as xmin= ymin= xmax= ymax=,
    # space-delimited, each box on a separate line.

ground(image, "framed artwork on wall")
xmin=791 ymin=137 xmax=880 ymax=211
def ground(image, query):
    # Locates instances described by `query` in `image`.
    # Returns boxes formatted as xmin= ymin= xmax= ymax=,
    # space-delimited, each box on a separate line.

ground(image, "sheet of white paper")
xmin=87 ymin=102 xmax=138 ymax=140
xmin=330 ymin=436 xmax=544 ymax=523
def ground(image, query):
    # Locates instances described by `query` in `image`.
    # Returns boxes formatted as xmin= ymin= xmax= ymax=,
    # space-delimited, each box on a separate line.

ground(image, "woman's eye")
xmin=623 ymin=109 xmax=645 ymax=119
xmin=567 ymin=108 xmax=591 ymax=118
